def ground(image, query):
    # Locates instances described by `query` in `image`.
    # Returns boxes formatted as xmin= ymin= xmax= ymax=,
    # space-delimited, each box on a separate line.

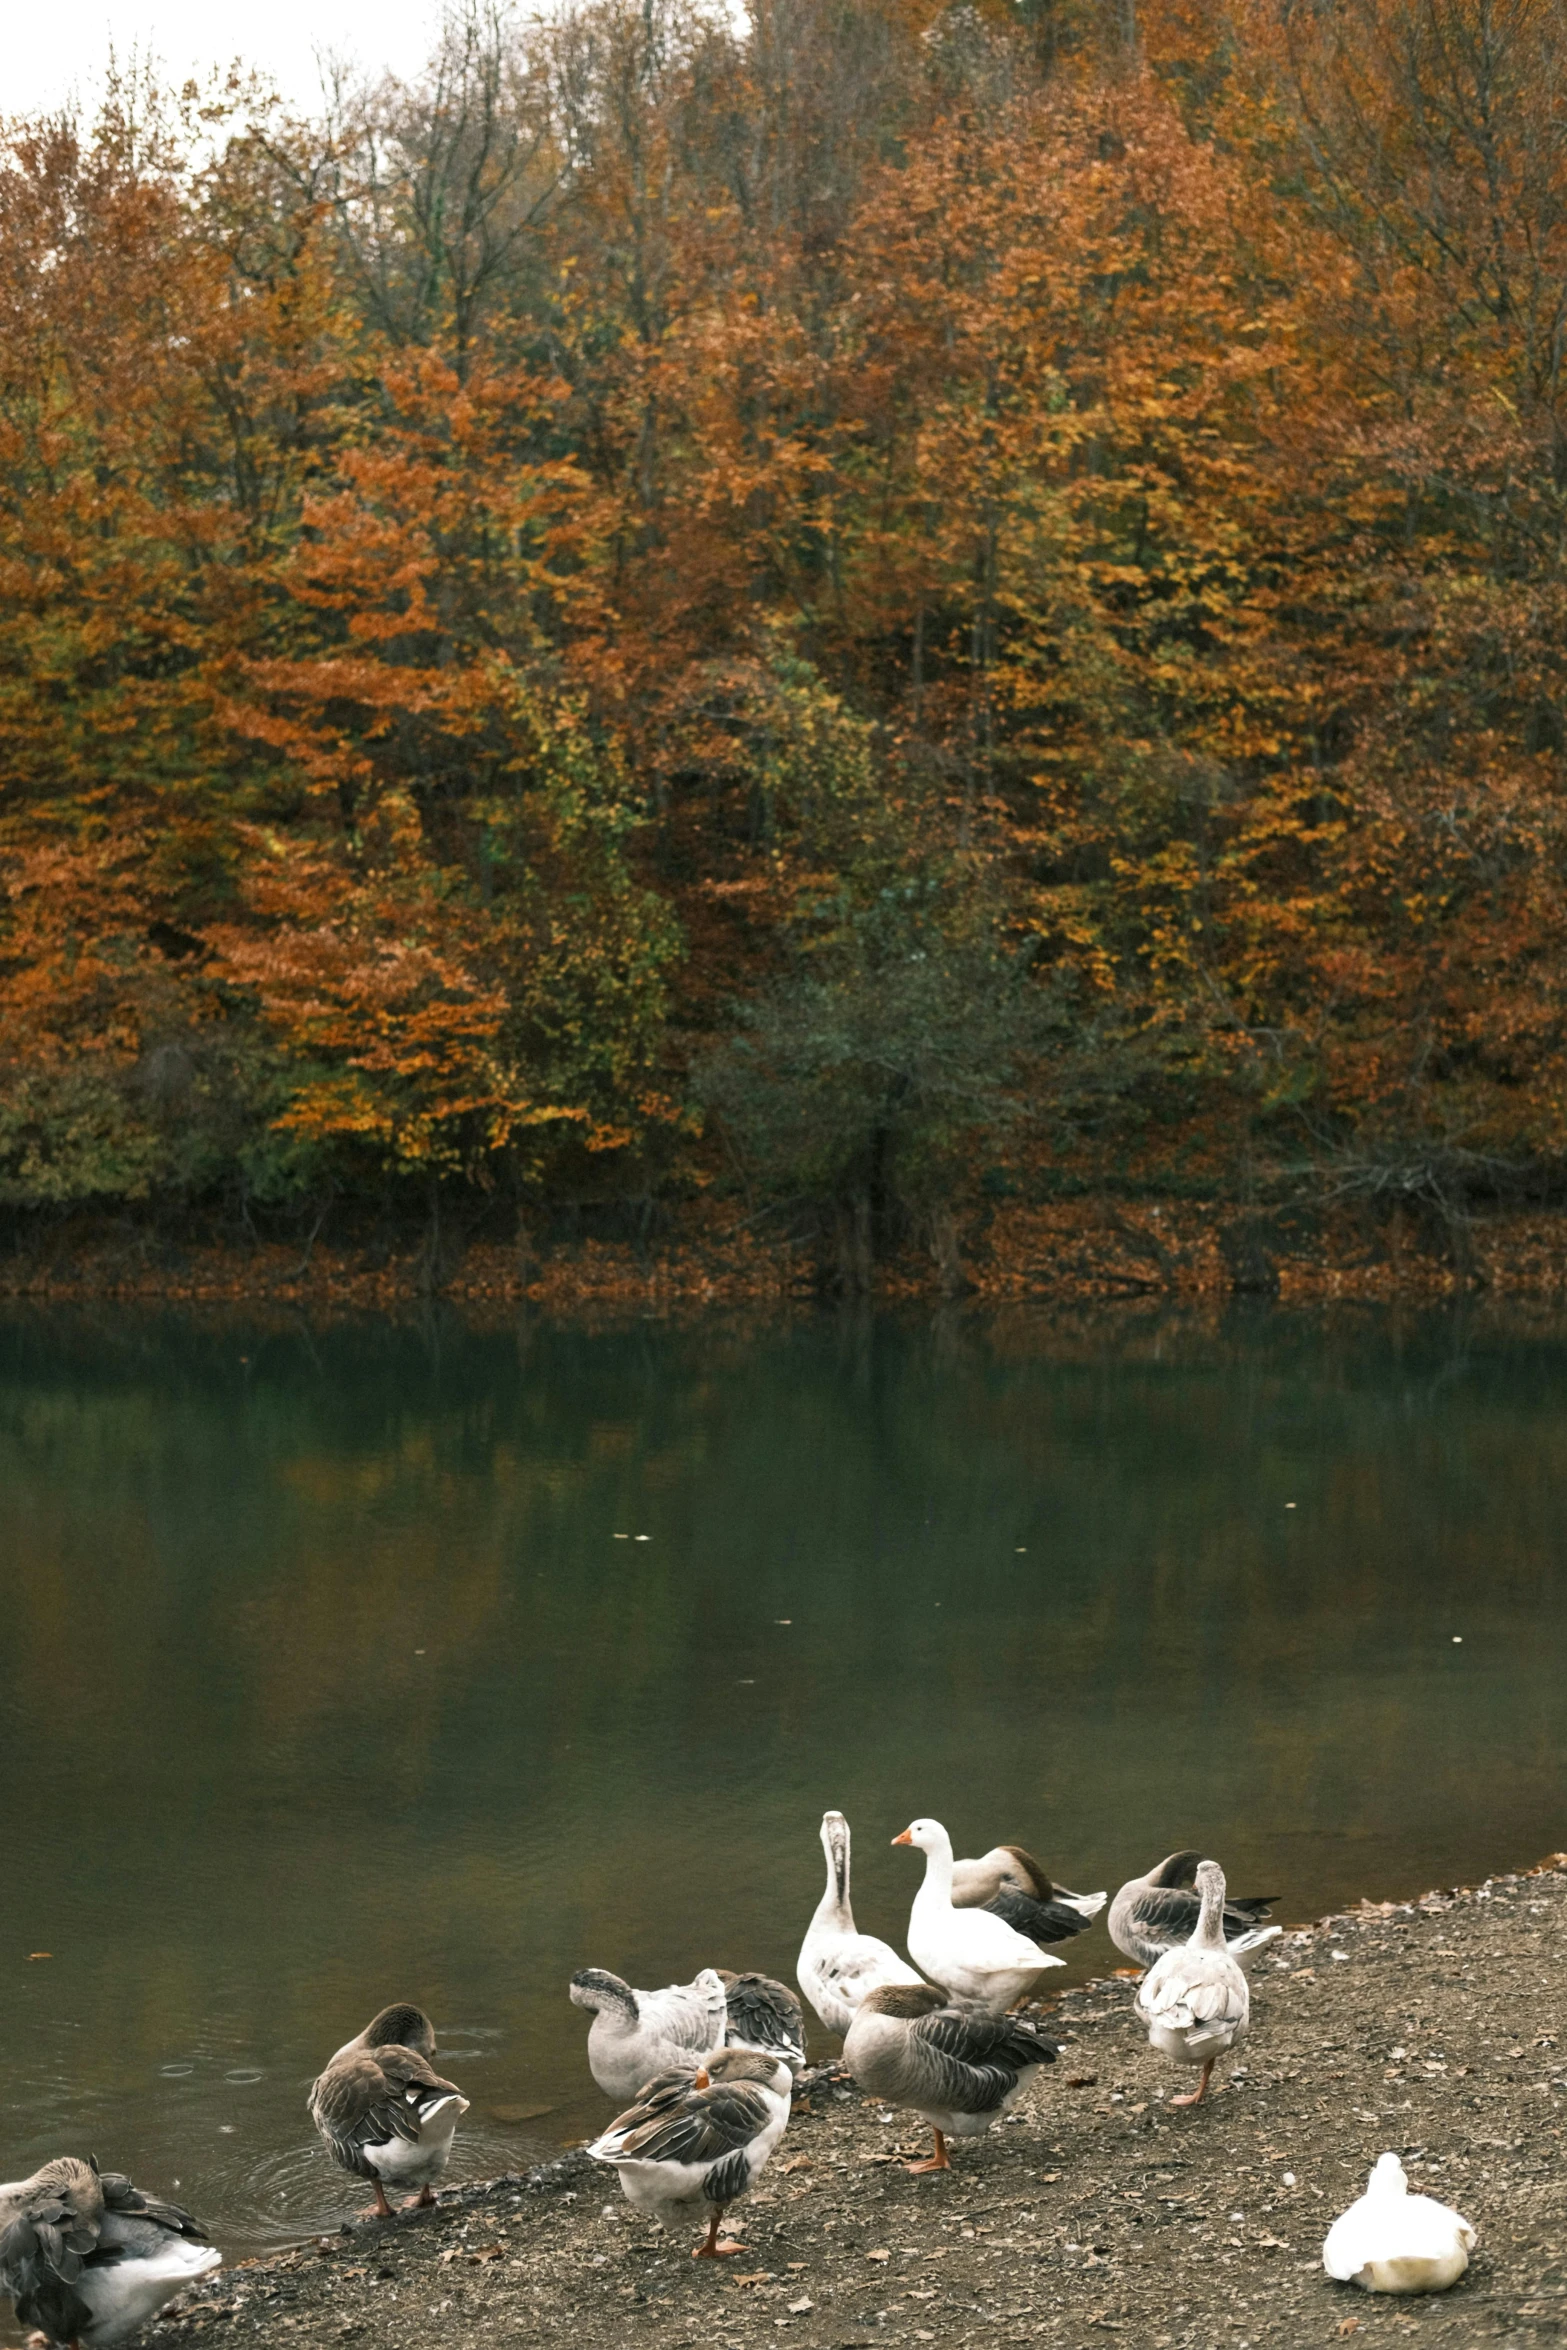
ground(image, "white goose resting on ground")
xmin=1110 ymin=1850 xmax=1279 ymax=1972
xmin=798 ymin=1810 xmax=925 ymax=2040
xmin=894 ymin=1818 xmax=1065 ymax=2014
xmin=716 ymin=1970 xmax=807 ymax=2073
xmin=1135 ymin=1858 xmax=1249 ymax=2106
xmin=588 ymin=2048 xmax=792 ymax=2257
xmin=843 ymin=1984 xmax=1061 ymax=2174
xmin=308 ymin=2003 xmax=470 ymax=2216
xmin=570 ymin=1967 xmax=728 ymax=2104
xmin=1323 ymin=2153 xmax=1476 ymax=2295
xmin=950 ymin=1843 xmax=1107 ymax=1949
xmin=0 ymin=2155 xmax=220 ymax=2349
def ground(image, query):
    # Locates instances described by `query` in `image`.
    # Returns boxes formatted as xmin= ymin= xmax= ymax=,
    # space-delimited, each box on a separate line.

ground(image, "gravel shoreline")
xmin=137 ymin=1855 xmax=1567 ymax=2349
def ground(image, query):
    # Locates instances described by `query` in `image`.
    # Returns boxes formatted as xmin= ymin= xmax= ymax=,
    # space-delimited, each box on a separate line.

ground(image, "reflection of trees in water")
xmin=3 ymin=1301 xmax=1566 ymax=2171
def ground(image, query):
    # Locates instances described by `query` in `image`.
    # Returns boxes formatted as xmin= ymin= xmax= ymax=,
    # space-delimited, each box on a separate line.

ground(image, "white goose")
xmin=570 ymin=1966 xmax=728 ymax=2104
xmin=1135 ymin=1858 xmax=1249 ymax=2105
xmin=798 ymin=1810 xmax=925 ymax=2038
xmin=894 ymin=1817 xmax=1065 ymax=2015
xmin=1323 ymin=2153 xmax=1476 ymax=2294
xmin=0 ymin=2155 xmax=220 ymax=2347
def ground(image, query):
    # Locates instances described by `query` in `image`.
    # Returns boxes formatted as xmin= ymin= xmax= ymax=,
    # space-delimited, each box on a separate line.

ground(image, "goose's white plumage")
xmin=894 ymin=1818 xmax=1064 ymax=2015
xmin=1323 ymin=2154 xmax=1476 ymax=2294
xmin=1134 ymin=1858 xmax=1249 ymax=2105
xmin=798 ymin=1810 xmax=925 ymax=2039
xmin=570 ymin=1966 xmax=729 ymax=2104
xmin=72 ymin=2232 xmax=222 ymax=2348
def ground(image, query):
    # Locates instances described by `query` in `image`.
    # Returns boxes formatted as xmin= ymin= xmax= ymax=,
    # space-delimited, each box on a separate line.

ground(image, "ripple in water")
xmin=212 ymin=2127 xmax=556 ymax=2248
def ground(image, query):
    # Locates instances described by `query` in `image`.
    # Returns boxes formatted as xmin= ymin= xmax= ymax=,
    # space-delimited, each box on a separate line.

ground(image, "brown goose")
xmin=1109 ymin=1851 xmax=1279 ymax=1971
xmin=587 ymin=2048 xmax=793 ymax=2256
xmin=843 ymin=1984 xmax=1061 ymax=2173
xmin=950 ymin=1844 xmax=1107 ymax=1947
xmin=0 ymin=2155 xmax=219 ymax=2347
xmin=308 ymin=2003 xmax=469 ymax=2216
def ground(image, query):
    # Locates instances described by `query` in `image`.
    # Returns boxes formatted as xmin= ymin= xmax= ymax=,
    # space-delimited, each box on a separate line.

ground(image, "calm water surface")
xmin=2 ymin=1299 xmax=1565 ymax=2281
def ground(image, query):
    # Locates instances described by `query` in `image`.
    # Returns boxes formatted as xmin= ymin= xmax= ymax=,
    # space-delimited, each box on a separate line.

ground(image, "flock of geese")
xmin=0 ymin=1814 xmax=1479 ymax=2345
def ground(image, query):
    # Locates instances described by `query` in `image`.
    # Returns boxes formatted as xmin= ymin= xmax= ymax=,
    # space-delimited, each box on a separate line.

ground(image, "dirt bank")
xmin=137 ymin=1854 xmax=1567 ymax=2349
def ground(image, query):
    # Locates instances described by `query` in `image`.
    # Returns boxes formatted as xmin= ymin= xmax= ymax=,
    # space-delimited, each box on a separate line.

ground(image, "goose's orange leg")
xmin=693 ymin=2206 xmax=745 ymax=2257
xmin=1171 ymin=2059 xmax=1215 ymax=2108
xmin=907 ymin=2128 xmax=950 ymax=2174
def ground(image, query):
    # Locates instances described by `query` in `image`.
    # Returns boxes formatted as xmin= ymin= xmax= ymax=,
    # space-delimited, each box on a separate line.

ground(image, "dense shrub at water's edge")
xmin=5 ymin=0 xmax=1567 ymax=1268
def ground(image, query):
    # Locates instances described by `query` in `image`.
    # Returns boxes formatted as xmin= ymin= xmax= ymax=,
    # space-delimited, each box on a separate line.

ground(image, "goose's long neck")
xmin=1194 ymin=1867 xmax=1227 ymax=1950
xmin=915 ymin=1836 xmax=955 ymax=1909
xmin=815 ymin=1826 xmax=853 ymax=1931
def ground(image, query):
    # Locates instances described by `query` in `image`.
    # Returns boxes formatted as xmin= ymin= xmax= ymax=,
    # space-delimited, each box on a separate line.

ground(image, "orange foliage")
xmin=4 ymin=0 xmax=1567 ymax=1233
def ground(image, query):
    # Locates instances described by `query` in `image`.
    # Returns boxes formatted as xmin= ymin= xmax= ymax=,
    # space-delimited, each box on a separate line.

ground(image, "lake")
xmin=2 ymin=1297 xmax=1564 ymax=2285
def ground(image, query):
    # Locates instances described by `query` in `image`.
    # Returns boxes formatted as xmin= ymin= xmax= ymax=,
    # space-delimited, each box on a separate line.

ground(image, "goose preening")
xmin=308 ymin=2003 xmax=470 ymax=2216
xmin=716 ymin=1970 xmax=807 ymax=2073
xmin=0 ymin=2156 xmax=219 ymax=2349
xmin=1110 ymin=1851 xmax=1280 ymax=1972
xmin=894 ymin=1818 xmax=1065 ymax=2014
xmin=951 ymin=1844 xmax=1107 ymax=1948
xmin=588 ymin=2049 xmax=793 ymax=2257
xmin=1135 ymin=1859 xmax=1249 ymax=2106
xmin=1323 ymin=2154 xmax=1476 ymax=2295
xmin=843 ymin=1984 xmax=1061 ymax=2174
xmin=798 ymin=1810 xmax=926 ymax=2039
xmin=570 ymin=1967 xmax=728 ymax=2104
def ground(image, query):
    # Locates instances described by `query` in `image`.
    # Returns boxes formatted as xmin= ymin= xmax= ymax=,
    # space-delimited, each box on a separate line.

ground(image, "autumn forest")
xmin=4 ymin=0 xmax=1567 ymax=1288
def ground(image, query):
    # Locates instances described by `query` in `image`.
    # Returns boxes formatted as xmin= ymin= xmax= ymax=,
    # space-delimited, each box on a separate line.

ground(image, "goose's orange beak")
xmin=693 ymin=2068 xmax=710 ymax=2088
xmin=891 ymin=1829 xmax=913 ymax=1846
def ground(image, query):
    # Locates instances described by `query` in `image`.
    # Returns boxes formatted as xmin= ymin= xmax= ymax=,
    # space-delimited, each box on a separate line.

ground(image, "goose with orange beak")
xmin=893 ymin=1819 xmax=1066 ymax=2014
xmin=587 ymin=2049 xmax=793 ymax=2258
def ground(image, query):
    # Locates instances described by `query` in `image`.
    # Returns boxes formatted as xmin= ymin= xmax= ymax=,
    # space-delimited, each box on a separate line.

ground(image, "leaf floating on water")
xmin=491 ymin=2103 xmax=555 ymax=2123
xmin=27 ymin=1952 xmax=51 ymax=1960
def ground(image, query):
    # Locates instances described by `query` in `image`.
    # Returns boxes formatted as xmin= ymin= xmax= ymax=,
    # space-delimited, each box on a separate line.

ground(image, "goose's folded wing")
xmin=96 ymin=2170 xmax=211 ymax=2245
xmin=908 ymin=2010 xmax=1060 ymax=2111
xmin=1224 ymin=1895 xmax=1277 ymax=1928
xmin=612 ymin=2081 xmax=777 ymax=2168
xmin=983 ymin=1888 xmax=1099 ymax=1945
xmin=310 ymin=2047 xmax=462 ymax=2172
xmin=722 ymin=1973 xmax=806 ymax=2062
xmin=0 ymin=2162 xmax=106 ymax=2345
xmin=1127 ymin=1887 xmax=1203 ymax=1946
xmin=1183 ymin=1977 xmax=1247 ymax=2023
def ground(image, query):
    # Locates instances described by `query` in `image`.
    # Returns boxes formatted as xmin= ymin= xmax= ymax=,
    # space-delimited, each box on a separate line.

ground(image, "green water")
xmin=2 ymin=1299 xmax=1564 ymax=2276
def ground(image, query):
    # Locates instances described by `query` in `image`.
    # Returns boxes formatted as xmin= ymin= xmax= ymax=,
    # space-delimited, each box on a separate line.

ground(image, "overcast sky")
xmin=6 ymin=0 xmax=441 ymax=123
